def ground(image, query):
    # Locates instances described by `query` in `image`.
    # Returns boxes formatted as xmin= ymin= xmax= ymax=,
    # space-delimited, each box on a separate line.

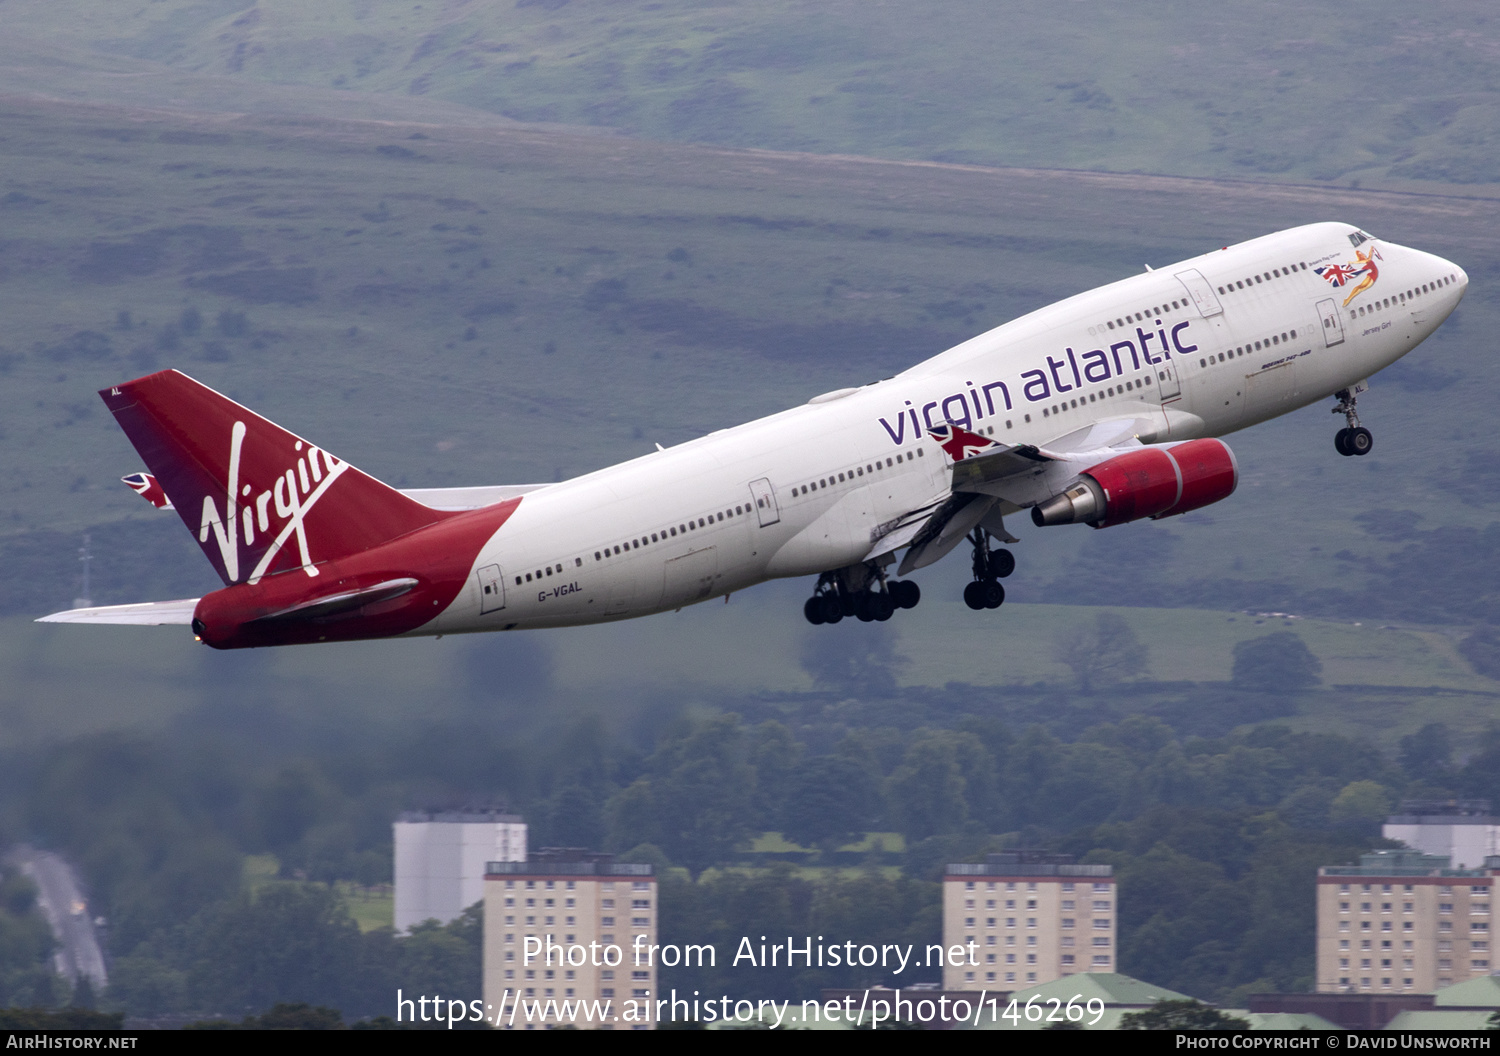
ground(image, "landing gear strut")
xmin=803 ymin=568 xmax=920 ymax=625
xmin=1332 ymin=388 xmax=1373 ymax=457
xmin=963 ymin=529 xmax=1012 ymax=611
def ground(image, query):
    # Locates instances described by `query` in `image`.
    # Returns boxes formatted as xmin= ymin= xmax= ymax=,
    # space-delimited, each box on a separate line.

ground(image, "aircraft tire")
xmin=892 ymin=580 xmax=921 ymax=609
xmin=983 ymin=581 xmax=1005 ymax=609
xmin=804 ymin=597 xmax=825 ymax=625
xmin=1348 ymin=427 xmax=1373 ymax=456
xmin=963 ymin=581 xmax=987 ymax=610
xmin=819 ymin=596 xmax=843 ymax=623
xmin=872 ymin=592 xmax=896 ymax=620
xmin=1334 ymin=428 xmax=1352 ymax=456
xmin=988 ymin=549 xmax=1016 ymax=579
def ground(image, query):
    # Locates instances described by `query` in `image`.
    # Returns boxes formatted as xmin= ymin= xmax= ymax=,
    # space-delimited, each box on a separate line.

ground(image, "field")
xmin=7 ymin=595 xmax=1497 ymax=756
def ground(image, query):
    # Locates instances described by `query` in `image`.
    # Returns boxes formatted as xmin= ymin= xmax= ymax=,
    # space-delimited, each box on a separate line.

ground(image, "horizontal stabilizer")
xmin=36 ymin=599 xmax=199 ymax=625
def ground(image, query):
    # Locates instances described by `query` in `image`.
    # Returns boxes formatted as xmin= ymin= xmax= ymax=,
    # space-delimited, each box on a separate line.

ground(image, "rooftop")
xmin=396 ymin=809 xmax=524 ymax=824
xmin=1320 ymin=849 xmax=1497 ymax=878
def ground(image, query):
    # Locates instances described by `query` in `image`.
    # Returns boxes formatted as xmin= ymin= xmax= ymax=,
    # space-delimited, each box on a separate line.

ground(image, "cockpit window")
xmin=1348 ymin=230 xmax=1375 ymax=247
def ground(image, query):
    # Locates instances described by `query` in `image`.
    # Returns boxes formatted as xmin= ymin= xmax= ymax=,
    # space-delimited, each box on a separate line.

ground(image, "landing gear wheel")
xmin=891 ymin=580 xmax=921 ymax=609
xmin=983 ymin=581 xmax=1005 ymax=609
xmin=804 ymin=597 xmax=825 ymax=625
xmin=819 ymin=595 xmax=843 ymax=624
xmin=1332 ymin=388 xmax=1371 ymax=458
xmin=963 ymin=581 xmax=987 ymax=610
xmin=872 ymin=592 xmax=895 ymax=621
xmin=988 ymin=549 xmax=1016 ymax=579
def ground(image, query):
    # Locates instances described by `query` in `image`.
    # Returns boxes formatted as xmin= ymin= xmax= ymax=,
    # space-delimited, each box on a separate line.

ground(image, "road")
xmin=9 ymin=845 xmax=108 ymax=992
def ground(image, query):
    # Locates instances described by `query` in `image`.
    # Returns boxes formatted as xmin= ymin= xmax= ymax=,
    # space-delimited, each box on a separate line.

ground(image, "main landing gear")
xmin=803 ymin=568 xmax=920 ymax=625
xmin=1332 ymin=388 xmax=1373 ymax=457
xmin=963 ymin=529 xmax=1013 ymax=611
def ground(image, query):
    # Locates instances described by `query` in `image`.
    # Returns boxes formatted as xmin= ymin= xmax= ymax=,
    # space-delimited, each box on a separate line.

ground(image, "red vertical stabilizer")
xmin=100 ymin=370 xmax=447 ymax=586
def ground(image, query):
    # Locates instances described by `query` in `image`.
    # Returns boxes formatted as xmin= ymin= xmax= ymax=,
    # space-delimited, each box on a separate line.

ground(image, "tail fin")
xmin=100 ymin=370 xmax=447 ymax=586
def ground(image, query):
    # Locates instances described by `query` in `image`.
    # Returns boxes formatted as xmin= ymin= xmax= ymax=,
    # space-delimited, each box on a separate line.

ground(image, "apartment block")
xmin=1384 ymin=800 xmax=1500 ymax=869
xmin=944 ymin=853 xmax=1116 ymax=990
xmin=483 ymin=852 xmax=657 ymax=1030
xmin=1316 ymin=849 xmax=1497 ymax=994
xmin=393 ymin=809 xmax=526 ymax=932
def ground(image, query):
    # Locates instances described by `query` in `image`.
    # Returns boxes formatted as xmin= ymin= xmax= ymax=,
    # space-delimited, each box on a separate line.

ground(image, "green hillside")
xmin=0 ymin=91 xmax=1496 ymax=625
xmin=2 ymin=1 xmax=1498 ymax=193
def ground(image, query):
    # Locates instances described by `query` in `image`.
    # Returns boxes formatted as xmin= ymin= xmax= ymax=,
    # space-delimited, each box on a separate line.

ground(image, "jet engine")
xmin=1030 ymin=438 xmax=1238 ymax=528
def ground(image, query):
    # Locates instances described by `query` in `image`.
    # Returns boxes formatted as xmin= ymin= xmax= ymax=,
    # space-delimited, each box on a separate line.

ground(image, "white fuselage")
xmin=427 ymin=223 xmax=1467 ymax=633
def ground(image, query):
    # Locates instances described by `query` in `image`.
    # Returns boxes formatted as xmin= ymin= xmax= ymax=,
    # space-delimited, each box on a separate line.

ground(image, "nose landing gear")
xmin=963 ymin=529 xmax=1012 ymax=611
xmin=1332 ymin=388 xmax=1373 ymax=457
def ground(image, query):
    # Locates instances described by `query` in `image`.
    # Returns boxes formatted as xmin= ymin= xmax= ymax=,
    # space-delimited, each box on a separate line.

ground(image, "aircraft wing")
xmin=36 ymin=599 xmax=200 ymax=625
xmin=869 ymin=417 xmax=1161 ymax=572
xmin=120 ymin=474 xmax=551 ymax=512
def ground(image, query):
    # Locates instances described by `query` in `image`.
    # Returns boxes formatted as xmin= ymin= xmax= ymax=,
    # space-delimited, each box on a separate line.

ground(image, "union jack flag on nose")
xmin=1316 ymin=262 xmax=1355 ymax=287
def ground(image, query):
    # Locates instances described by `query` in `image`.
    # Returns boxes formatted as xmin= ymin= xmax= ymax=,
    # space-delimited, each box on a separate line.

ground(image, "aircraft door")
xmin=1156 ymin=357 xmax=1182 ymax=402
xmin=663 ymin=546 xmax=719 ymax=607
xmin=1316 ymin=298 xmax=1346 ymax=347
xmin=749 ymin=478 xmax=780 ymax=527
xmin=1174 ymin=269 xmax=1224 ymax=318
xmin=475 ymin=564 xmax=506 ymax=614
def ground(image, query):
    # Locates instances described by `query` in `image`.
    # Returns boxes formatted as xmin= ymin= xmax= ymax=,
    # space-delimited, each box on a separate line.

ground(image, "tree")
xmin=1231 ymin=632 xmax=1321 ymax=693
xmin=1054 ymin=613 xmax=1149 ymax=694
xmin=799 ymin=622 xmax=907 ymax=697
xmin=1460 ymin=626 xmax=1500 ymax=680
xmin=1398 ymin=723 xmax=1452 ymax=779
xmin=1119 ymin=999 xmax=1250 ymax=1030
xmin=781 ymin=754 xmax=882 ymax=851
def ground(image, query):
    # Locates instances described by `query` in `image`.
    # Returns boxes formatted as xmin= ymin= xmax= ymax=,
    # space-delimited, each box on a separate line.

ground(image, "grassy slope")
xmin=2 ymin=91 xmax=1498 ymax=620
xmin=6 ymin=597 xmax=1498 ymax=757
xmin=3 ymin=2 xmax=1499 ymax=193
xmin=0 ymin=15 xmax=1496 ymax=764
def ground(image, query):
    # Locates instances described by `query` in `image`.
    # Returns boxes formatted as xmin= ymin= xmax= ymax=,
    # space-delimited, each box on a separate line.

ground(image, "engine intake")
xmin=1031 ymin=438 xmax=1239 ymax=528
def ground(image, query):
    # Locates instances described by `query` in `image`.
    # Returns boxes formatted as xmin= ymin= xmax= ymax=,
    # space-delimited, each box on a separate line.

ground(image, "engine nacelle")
xmin=1031 ymin=438 xmax=1239 ymax=528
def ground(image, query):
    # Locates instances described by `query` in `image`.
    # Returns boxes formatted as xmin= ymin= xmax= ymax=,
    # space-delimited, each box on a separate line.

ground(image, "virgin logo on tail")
xmin=198 ymin=421 xmax=350 ymax=584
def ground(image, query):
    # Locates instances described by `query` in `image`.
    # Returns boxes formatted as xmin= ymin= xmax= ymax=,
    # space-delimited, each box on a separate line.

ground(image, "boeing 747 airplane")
xmin=39 ymin=223 xmax=1467 ymax=648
